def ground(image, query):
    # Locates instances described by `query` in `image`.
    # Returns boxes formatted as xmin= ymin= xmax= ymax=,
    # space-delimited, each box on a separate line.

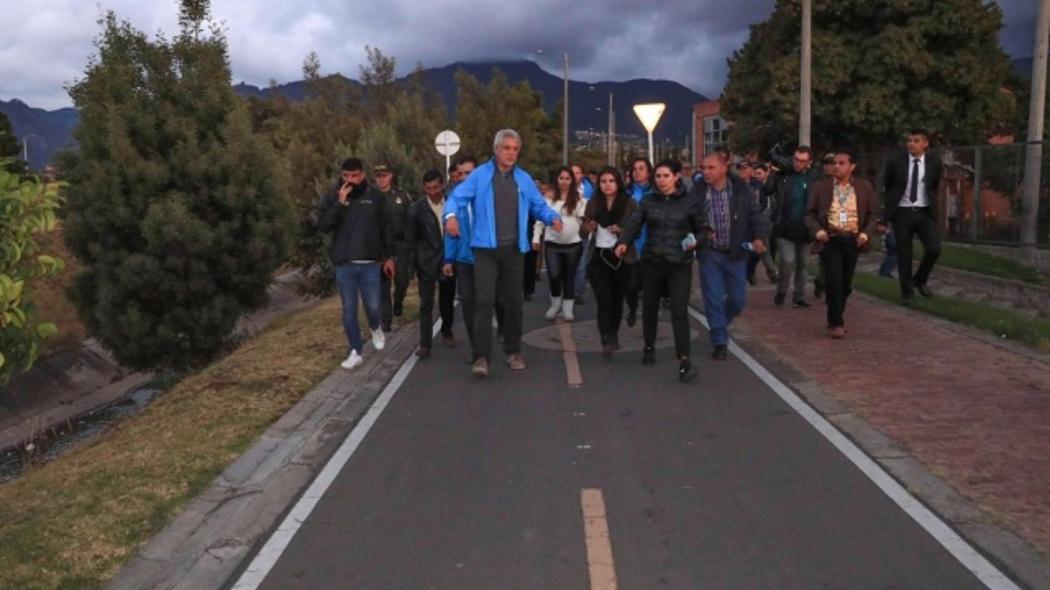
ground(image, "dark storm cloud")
xmin=0 ymin=0 xmax=1037 ymax=109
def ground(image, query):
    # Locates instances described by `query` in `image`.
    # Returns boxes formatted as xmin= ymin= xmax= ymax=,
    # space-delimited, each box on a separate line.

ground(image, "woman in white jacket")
xmin=534 ymin=166 xmax=587 ymax=321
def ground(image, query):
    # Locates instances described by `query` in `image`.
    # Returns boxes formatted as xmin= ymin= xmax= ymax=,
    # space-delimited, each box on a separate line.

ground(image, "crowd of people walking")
xmin=318 ymin=127 xmax=943 ymax=382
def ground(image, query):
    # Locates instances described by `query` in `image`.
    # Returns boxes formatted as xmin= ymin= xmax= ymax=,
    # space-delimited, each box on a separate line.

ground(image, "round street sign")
xmin=435 ymin=130 xmax=461 ymax=157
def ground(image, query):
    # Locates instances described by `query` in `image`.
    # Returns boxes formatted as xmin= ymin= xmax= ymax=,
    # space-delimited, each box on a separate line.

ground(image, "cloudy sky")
xmin=0 ymin=0 xmax=1037 ymax=110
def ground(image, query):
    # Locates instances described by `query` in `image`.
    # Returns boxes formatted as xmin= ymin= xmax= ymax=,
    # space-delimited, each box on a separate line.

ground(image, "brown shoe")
xmin=472 ymin=357 xmax=489 ymax=377
xmin=442 ymin=334 xmax=457 ymax=348
xmin=415 ymin=346 xmax=431 ymax=358
xmin=830 ymin=326 xmax=845 ymax=339
xmin=506 ymin=353 xmax=526 ymax=370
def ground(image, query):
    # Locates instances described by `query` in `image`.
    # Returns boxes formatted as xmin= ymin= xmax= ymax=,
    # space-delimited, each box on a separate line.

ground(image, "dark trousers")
xmin=472 ymin=243 xmax=524 ymax=361
xmin=523 ymin=249 xmax=539 ymax=296
xmin=588 ymin=250 xmax=631 ymax=339
xmin=381 ymin=247 xmax=413 ymax=329
xmin=894 ymin=207 xmax=940 ymax=298
xmin=418 ymin=275 xmax=455 ymax=349
xmin=544 ymin=242 xmax=583 ymax=299
xmin=625 ymin=264 xmax=641 ymax=312
xmin=820 ymin=236 xmax=860 ymax=328
xmin=641 ymin=260 xmax=693 ymax=359
xmin=455 ymin=262 xmax=476 ymax=349
xmin=380 ymin=273 xmax=393 ymax=330
xmin=879 ymin=229 xmax=898 ymax=277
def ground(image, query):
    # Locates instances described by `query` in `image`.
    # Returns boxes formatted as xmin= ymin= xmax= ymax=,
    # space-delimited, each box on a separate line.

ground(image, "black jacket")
xmin=770 ymin=168 xmax=823 ymax=227
xmin=690 ymin=176 xmax=770 ymax=261
xmin=618 ymin=184 xmax=707 ymax=265
xmin=881 ymin=151 xmax=942 ymax=223
xmin=404 ymin=196 xmax=447 ymax=282
xmin=316 ymin=180 xmax=395 ymax=265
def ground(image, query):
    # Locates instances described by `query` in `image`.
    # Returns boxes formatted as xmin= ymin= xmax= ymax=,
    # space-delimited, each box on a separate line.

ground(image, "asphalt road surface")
xmin=234 ymin=288 xmax=997 ymax=590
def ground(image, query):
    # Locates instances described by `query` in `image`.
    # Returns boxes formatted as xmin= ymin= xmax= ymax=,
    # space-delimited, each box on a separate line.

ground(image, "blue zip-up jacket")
xmin=443 ymin=160 xmax=560 ymax=253
xmin=628 ymin=182 xmax=651 ymax=255
xmin=443 ymin=203 xmax=474 ymax=265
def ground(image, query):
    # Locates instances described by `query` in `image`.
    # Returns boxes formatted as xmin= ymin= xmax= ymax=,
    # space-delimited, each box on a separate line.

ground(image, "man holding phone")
xmin=317 ymin=157 xmax=397 ymax=370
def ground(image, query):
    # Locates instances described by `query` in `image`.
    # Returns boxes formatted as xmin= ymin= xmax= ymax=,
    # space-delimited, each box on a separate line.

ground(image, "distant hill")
xmin=0 ymin=99 xmax=78 ymax=170
xmin=2 ymin=60 xmax=707 ymax=168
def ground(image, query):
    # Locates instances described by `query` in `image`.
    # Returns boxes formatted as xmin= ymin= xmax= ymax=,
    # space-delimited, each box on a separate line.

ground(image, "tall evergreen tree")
xmin=61 ymin=1 xmax=294 ymax=371
xmin=0 ymin=113 xmax=24 ymax=174
xmin=722 ymin=0 xmax=1017 ymax=154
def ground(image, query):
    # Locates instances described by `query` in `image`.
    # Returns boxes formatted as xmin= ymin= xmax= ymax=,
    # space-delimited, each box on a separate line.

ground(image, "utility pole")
xmin=799 ymin=0 xmax=812 ymax=147
xmin=607 ymin=93 xmax=615 ymax=166
xmin=563 ymin=52 xmax=570 ymax=166
xmin=1021 ymin=0 xmax=1050 ymax=248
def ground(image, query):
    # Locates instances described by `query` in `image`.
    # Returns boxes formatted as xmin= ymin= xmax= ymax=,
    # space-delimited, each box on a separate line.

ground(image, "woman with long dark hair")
xmin=616 ymin=160 xmax=707 ymax=383
xmin=534 ymin=166 xmax=587 ymax=321
xmin=581 ymin=167 xmax=636 ymax=357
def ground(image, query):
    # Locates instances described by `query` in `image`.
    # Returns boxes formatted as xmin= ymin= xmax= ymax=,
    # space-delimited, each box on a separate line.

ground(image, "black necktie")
xmin=909 ymin=158 xmax=920 ymax=203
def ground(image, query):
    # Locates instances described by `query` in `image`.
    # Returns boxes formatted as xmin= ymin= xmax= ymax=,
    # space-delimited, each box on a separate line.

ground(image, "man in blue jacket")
xmin=445 ymin=129 xmax=563 ymax=377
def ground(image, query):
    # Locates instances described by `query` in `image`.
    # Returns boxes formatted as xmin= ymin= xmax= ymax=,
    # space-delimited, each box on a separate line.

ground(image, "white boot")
xmin=561 ymin=298 xmax=575 ymax=321
xmin=545 ymin=296 xmax=563 ymax=320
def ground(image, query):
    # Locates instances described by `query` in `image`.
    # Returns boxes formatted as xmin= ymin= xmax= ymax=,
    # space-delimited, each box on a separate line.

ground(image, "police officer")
xmin=373 ymin=164 xmax=415 ymax=330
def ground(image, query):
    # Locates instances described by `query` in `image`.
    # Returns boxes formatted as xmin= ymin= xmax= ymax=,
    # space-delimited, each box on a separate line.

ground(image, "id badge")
xmin=838 ymin=211 xmax=849 ymax=225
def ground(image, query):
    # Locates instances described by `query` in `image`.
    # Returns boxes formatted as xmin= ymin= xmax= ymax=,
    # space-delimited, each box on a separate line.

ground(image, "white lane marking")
xmin=687 ymin=306 xmax=1019 ymax=590
xmin=231 ymin=318 xmax=446 ymax=589
xmin=581 ymin=488 xmax=619 ymax=590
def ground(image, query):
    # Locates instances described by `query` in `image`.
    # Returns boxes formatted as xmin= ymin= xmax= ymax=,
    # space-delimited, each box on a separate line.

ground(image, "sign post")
xmin=435 ymin=130 xmax=462 ymax=183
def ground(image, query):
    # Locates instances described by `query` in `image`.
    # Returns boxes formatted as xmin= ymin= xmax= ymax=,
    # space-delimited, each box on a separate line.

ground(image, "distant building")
xmin=693 ymin=100 xmax=728 ymax=167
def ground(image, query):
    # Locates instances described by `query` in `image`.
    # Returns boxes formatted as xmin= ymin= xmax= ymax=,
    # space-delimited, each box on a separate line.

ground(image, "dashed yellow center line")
xmin=580 ymin=488 xmax=618 ymax=590
xmin=557 ymin=320 xmax=583 ymax=388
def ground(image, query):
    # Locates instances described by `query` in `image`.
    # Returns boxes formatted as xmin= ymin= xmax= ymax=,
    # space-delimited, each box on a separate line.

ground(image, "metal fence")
xmin=857 ymin=141 xmax=1050 ymax=248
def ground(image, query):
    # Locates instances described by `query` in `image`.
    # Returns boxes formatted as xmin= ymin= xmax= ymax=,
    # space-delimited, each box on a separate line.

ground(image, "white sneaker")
xmin=561 ymin=298 xmax=575 ymax=321
xmin=371 ymin=327 xmax=386 ymax=351
xmin=545 ymin=296 xmax=563 ymax=320
xmin=340 ymin=350 xmax=363 ymax=370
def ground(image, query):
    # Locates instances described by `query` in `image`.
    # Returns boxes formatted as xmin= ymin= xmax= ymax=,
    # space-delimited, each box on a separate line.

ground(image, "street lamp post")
xmin=21 ymin=134 xmax=38 ymax=172
xmin=632 ymin=103 xmax=666 ymax=165
xmin=562 ymin=52 xmax=570 ymax=165
xmin=799 ymin=0 xmax=812 ymax=147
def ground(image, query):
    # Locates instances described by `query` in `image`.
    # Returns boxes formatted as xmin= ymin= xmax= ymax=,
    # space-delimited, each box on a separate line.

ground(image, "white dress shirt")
xmin=899 ymin=153 xmax=928 ymax=208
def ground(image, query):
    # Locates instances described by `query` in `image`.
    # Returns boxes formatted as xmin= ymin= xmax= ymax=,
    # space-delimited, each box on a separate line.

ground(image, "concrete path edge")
xmin=105 ymin=324 xmax=418 ymax=590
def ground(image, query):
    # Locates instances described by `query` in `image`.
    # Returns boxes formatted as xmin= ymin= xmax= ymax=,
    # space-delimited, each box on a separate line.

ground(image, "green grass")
xmin=853 ymin=271 xmax=1050 ymax=353
xmin=912 ymin=242 xmax=1049 ymax=285
xmin=0 ymin=292 xmax=420 ymax=589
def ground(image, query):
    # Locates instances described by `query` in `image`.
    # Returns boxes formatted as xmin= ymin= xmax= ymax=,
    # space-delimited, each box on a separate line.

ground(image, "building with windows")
xmin=692 ymin=100 xmax=727 ymax=167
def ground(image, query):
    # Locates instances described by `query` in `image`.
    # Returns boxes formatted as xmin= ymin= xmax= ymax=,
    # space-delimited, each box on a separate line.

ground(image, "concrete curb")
xmin=729 ymin=317 xmax=1050 ymax=590
xmin=106 ymin=324 xmax=418 ymax=590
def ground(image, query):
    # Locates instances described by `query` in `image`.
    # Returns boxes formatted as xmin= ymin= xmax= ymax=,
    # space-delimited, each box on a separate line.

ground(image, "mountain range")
xmin=1 ymin=60 xmax=706 ymax=170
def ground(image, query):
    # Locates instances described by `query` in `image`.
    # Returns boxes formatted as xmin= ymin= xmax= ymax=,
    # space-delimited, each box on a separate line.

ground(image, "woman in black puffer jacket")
xmin=616 ymin=160 xmax=708 ymax=383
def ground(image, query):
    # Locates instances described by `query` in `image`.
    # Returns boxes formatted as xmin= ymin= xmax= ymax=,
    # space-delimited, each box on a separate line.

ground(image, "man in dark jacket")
xmin=316 ymin=157 xmax=397 ymax=371
xmin=692 ymin=154 xmax=769 ymax=360
xmin=770 ymin=145 xmax=822 ymax=308
xmin=373 ymin=164 xmax=415 ymax=330
xmin=878 ymin=129 xmax=943 ymax=306
xmin=405 ymin=169 xmax=456 ymax=357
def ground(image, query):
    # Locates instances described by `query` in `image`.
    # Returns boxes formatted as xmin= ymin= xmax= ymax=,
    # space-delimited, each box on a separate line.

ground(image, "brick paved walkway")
xmin=729 ymin=283 xmax=1050 ymax=557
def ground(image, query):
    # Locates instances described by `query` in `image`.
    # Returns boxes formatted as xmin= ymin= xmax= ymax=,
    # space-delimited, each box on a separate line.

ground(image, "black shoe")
xmin=712 ymin=345 xmax=728 ymax=361
xmin=576 ymin=295 xmax=586 ymax=305
xmin=609 ymin=333 xmax=621 ymax=351
xmin=524 ymin=292 xmax=533 ymax=301
xmin=766 ymin=269 xmax=779 ymax=283
xmin=678 ymin=359 xmax=698 ymax=383
xmin=746 ymin=273 xmax=757 ymax=286
xmin=917 ymin=285 xmax=933 ymax=298
xmin=901 ymin=296 xmax=913 ymax=307
xmin=626 ymin=307 xmax=637 ymax=327
xmin=793 ymin=298 xmax=810 ymax=308
xmin=393 ymin=301 xmax=403 ymax=317
xmin=774 ymin=292 xmax=786 ymax=306
xmin=382 ymin=322 xmax=393 ymax=332
xmin=661 ymin=297 xmax=671 ymax=309
xmin=642 ymin=346 xmax=656 ymax=365
xmin=814 ymin=278 xmax=825 ymax=299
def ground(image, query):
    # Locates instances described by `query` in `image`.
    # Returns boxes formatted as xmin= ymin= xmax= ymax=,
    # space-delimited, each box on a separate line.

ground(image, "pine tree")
xmin=61 ymin=1 xmax=294 ymax=371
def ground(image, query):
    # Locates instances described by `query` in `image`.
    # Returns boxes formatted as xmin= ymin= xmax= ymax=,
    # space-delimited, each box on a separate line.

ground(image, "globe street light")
xmin=632 ymin=103 xmax=666 ymax=165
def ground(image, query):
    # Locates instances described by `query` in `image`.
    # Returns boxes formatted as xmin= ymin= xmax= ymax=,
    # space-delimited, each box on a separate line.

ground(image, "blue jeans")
xmin=879 ymin=229 xmax=897 ymax=277
xmin=335 ymin=263 xmax=382 ymax=353
xmin=698 ymin=250 xmax=748 ymax=347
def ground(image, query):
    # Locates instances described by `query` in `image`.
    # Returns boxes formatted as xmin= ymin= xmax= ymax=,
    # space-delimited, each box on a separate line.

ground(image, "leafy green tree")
xmin=60 ymin=1 xmax=294 ymax=371
xmin=0 ymin=113 xmax=24 ymax=175
xmin=722 ymin=0 xmax=1017 ymax=155
xmin=0 ymin=163 xmax=63 ymax=382
xmin=455 ymin=69 xmax=561 ymax=178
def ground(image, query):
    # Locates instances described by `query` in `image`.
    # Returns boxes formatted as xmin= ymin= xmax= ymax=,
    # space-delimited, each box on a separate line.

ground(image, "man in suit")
xmin=879 ymin=130 xmax=943 ymax=306
xmin=405 ymin=169 xmax=457 ymax=358
xmin=806 ymin=149 xmax=878 ymax=338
